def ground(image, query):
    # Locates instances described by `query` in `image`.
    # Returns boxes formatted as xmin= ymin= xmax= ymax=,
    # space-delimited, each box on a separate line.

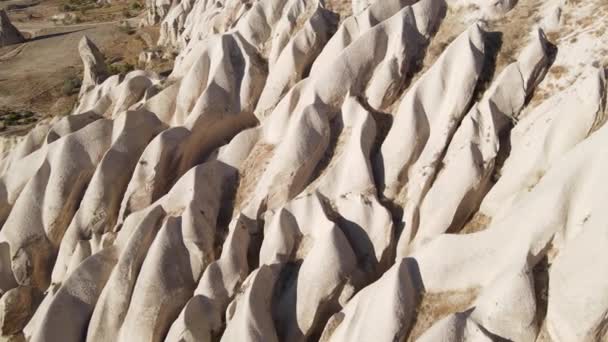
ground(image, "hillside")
xmin=0 ymin=0 xmax=606 ymax=341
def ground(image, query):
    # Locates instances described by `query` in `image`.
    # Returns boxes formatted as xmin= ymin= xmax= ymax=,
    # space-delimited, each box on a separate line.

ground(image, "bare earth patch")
xmin=0 ymin=1 xmax=147 ymax=134
xmin=407 ymin=289 xmax=480 ymax=341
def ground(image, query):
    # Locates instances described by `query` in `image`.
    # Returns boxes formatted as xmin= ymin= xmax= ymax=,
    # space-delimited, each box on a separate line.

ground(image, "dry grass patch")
xmin=233 ymin=143 xmax=275 ymax=211
xmin=486 ymin=0 xmax=544 ymax=75
xmin=407 ymin=289 xmax=479 ymax=341
xmin=325 ymin=0 xmax=352 ymax=20
xmin=416 ymin=6 xmax=464 ymax=79
xmin=459 ymin=212 xmax=491 ymax=234
xmin=549 ymin=65 xmax=568 ymax=79
xmin=528 ymin=88 xmax=550 ymax=106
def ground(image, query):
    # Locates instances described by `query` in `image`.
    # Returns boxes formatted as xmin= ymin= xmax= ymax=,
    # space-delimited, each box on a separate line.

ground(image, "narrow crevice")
xmin=472 ymin=30 xmax=503 ymax=102
xmin=305 ymin=110 xmax=343 ymax=188
xmin=533 ymin=255 xmax=550 ymax=330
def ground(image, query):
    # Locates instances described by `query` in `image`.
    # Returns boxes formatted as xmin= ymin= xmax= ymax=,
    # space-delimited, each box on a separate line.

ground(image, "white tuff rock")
xmin=0 ymin=0 xmax=607 ymax=341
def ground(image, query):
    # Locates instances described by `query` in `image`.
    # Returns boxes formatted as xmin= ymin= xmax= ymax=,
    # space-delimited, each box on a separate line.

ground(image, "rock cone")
xmin=0 ymin=10 xmax=24 ymax=47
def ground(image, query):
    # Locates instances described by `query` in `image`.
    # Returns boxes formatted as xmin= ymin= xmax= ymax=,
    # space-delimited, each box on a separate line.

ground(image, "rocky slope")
xmin=0 ymin=0 xmax=607 ymax=341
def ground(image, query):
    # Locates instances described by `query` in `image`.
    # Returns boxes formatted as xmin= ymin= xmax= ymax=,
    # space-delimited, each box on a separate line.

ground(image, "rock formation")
xmin=77 ymin=36 xmax=110 ymax=101
xmin=352 ymin=0 xmax=372 ymax=14
xmin=1 ymin=0 xmax=608 ymax=341
xmin=0 ymin=10 xmax=24 ymax=47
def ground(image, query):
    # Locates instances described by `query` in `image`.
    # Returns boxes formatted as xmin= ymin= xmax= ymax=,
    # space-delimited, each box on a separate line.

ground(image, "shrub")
xmin=118 ymin=21 xmax=136 ymax=34
xmin=5 ymin=113 xmax=19 ymax=122
xmin=122 ymin=8 xmax=134 ymax=18
xmin=59 ymin=0 xmax=96 ymax=13
xmin=60 ymin=3 xmax=75 ymax=11
xmin=19 ymin=111 xmax=34 ymax=119
xmin=108 ymin=62 xmax=134 ymax=76
xmin=62 ymin=77 xmax=82 ymax=96
xmin=129 ymin=1 xmax=143 ymax=10
xmin=0 ymin=110 xmax=37 ymax=126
